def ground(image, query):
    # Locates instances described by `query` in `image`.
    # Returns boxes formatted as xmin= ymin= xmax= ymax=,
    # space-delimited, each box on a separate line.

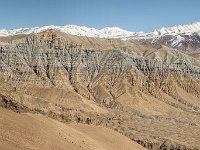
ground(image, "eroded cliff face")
xmin=1 ymin=30 xmax=200 ymax=150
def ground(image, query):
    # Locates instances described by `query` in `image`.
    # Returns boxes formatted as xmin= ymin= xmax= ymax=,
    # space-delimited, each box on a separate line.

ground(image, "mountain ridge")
xmin=0 ymin=22 xmax=199 ymax=38
xmin=1 ymin=22 xmax=200 ymax=51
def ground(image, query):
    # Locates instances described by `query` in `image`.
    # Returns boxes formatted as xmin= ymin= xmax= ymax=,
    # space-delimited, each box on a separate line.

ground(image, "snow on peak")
xmin=152 ymin=22 xmax=200 ymax=36
xmin=100 ymin=27 xmax=134 ymax=38
xmin=0 ymin=22 xmax=200 ymax=39
xmin=0 ymin=25 xmax=134 ymax=38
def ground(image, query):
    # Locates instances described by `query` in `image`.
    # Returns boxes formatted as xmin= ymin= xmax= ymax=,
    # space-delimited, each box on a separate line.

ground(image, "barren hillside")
xmin=0 ymin=107 xmax=145 ymax=150
xmin=1 ymin=30 xmax=200 ymax=150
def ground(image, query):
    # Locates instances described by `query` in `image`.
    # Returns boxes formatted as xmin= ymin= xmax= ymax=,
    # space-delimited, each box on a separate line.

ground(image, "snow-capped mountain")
xmin=131 ymin=22 xmax=200 ymax=51
xmin=153 ymin=22 xmax=200 ymax=35
xmin=0 ymin=25 xmax=135 ymax=38
xmin=0 ymin=22 xmax=200 ymax=51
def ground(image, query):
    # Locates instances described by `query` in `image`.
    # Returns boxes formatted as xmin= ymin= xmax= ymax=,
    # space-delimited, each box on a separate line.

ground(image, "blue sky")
xmin=0 ymin=0 xmax=200 ymax=32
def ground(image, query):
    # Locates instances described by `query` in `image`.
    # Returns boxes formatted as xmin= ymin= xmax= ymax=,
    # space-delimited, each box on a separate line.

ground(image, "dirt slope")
xmin=0 ymin=107 xmax=146 ymax=150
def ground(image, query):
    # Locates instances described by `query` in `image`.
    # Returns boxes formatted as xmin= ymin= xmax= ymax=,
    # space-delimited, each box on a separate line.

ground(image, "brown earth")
xmin=0 ymin=107 xmax=146 ymax=150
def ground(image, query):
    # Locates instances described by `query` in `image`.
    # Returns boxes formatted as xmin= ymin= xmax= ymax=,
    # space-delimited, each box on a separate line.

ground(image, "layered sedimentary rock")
xmin=1 ymin=30 xmax=200 ymax=150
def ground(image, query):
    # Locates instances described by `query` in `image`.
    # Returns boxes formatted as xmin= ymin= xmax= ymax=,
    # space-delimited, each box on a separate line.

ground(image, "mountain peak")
xmin=153 ymin=22 xmax=200 ymax=35
xmin=0 ymin=24 xmax=134 ymax=38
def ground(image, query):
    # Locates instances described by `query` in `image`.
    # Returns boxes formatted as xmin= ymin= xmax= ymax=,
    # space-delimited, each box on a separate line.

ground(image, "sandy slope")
xmin=0 ymin=108 xmax=146 ymax=150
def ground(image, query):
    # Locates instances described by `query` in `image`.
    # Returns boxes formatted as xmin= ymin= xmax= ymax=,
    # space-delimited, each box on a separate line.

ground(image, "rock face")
xmin=1 ymin=30 xmax=200 ymax=150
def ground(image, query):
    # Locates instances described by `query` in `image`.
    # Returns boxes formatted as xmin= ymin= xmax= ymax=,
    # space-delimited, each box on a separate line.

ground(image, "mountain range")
xmin=1 ymin=22 xmax=200 ymax=51
xmin=1 ymin=23 xmax=200 ymax=150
